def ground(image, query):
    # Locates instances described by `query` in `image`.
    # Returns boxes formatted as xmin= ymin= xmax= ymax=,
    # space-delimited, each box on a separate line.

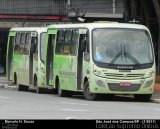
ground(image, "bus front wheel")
xmin=83 ymin=81 xmax=97 ymax=100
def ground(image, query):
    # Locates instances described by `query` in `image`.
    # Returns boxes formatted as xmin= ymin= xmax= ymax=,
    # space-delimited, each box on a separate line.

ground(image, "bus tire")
xmin=34 ymin=76 xmax=43 ymax=94
xmin=13 ymin=73 xmax=17 ymax=84
xmin=37 ymin=87 xmax=43 ymax=94
xmin=17 ymin=84 xmax=29 ymax=91
xmin=57 ymin=80 xmax=66 ymax=97
xmin=17 ymin=84 xmax=22 ymax=91
xmin=134 ymin=94 xmax=152 ymax=102
xmin=83 ymin=81 xmax=97 ymax=100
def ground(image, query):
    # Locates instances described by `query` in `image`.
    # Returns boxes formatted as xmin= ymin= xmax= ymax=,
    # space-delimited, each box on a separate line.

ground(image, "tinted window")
xmin=56 ymin=29 xmax=79 ymax=56
xmin=24 ymin=33 xmax=31 ymax=55
xmin=70 ymin=30 xmax=79 ymax=55
xmin=14 ymin=33 xmax=21 ymax=53
xmin=19 ymin=33 xmax=26 ymax=54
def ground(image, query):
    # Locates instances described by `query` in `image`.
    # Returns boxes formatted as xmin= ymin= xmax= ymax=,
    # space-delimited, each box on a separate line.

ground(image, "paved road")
xmin=0 ymin=86 xmax=160 ymax=119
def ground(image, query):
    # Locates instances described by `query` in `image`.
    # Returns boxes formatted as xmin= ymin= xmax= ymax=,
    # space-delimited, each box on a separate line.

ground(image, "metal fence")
xmin=0 ymin=0 xmax=66 ymax=15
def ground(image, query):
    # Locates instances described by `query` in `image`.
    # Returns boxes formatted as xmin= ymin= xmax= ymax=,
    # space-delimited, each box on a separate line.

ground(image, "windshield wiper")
xmin=110 ymin=44 xmax=141 ymax=66
xmin=124 ymin=44 xmax=141 ymax=65
xmin=110 ymin=44 xmax=123 ymax=64
xmin=124 ymin=52 xmax=141 ymax=65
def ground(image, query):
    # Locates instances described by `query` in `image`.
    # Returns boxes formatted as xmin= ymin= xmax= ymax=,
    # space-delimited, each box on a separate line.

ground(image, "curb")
xmin=7 ymin=85 xmax=16 ymax=89
xmin=0 ymin=84 xmax=7 ymax=88
xmin=0 ymin=84 xmax=16 ymax=89
xmin=151 ymin=98 xmax=160 ymax=103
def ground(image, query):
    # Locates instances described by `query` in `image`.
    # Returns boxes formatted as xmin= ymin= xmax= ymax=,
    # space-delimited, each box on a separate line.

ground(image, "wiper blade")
xmin=124 ymin=52 xmax=141 ymax=65
xmin=110 ymin=44 xmax=141 ymax=66
xmin=110 ymin=44 xmax=123 ymax=64
xmin=110 ymin=51 xmax=122 ymax=64
xmin=124 ymin=44 xmax=141 ymax=66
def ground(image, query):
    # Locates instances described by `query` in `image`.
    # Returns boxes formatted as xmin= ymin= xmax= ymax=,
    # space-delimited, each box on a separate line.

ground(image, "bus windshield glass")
xmin=92 ymin=28 xmax=153 ymax=69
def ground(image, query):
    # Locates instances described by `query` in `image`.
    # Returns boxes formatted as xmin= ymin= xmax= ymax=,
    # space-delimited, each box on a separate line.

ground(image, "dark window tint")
xmin=19 ymin=33 xmax=26 ymax=54
xmin=24 ymin=33 xmax=31 ymax=55
xmin=14 ymin=33 xmax=21 ymax=53
xmin=70 ymin=30 xmax=79 ymax=55
xmin=56 ymin=29 xmax=79 ymax=56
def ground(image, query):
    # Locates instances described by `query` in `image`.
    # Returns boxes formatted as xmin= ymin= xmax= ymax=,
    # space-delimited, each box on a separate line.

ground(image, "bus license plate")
xmin=120 ymin=82 xmax=131 ymax=86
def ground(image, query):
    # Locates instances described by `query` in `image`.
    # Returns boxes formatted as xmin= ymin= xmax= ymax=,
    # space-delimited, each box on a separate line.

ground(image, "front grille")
xmin=108 ymin=83 xmax=141 ymax=92
xmin=104 ymin=73 xmax=145 ymax=79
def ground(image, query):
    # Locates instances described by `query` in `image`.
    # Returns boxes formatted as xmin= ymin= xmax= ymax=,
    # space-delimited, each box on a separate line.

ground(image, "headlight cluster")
xmin=96 ymin=80 xmax=105 ymax=87
xmin=143 ymin=80 xmax=153 ymax=88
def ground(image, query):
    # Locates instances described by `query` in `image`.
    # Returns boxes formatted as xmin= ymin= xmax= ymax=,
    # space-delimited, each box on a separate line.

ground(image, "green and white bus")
xmin=6 ymin=27 xmax=48 ymax=93
xmin=45 ymin=22 xmax=155 ymax=101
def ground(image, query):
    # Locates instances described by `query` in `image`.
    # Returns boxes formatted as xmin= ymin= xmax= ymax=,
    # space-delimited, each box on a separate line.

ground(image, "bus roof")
xmin=48 ymin=22 xmax=149 ymax=31
xmin=10 ymin=27 xmax=47 ymax=32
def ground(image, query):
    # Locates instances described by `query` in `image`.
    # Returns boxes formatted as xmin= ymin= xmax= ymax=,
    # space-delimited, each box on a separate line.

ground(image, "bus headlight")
xmin=144 ymin=80 xmax=153 ymax=88
xmin=96 ymin=80 xmax=105 ymax=87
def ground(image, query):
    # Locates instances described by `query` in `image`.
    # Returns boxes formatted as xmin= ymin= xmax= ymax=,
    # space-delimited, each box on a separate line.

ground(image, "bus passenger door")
xmin=29 ymin=33 xmax=37 ymax=85
xmin=77 ymin=31 xmax=88 ymax=90
xmin=7 ymin=35 xmax=15 ymax=81
xmin=45 ymin=34 xmax=55 ymax=86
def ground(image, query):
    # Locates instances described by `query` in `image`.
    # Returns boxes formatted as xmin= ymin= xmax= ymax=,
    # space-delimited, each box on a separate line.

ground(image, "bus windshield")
xmin=92 ymin=28 xmax=153 ymax=69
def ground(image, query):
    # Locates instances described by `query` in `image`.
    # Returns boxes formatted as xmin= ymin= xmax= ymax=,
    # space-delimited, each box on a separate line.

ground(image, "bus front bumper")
xmin=89 ymin=77 xmax=154 ymax=94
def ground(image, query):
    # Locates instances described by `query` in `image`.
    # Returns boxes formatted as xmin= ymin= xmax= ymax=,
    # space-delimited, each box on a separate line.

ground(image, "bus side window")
xmin=57 ymin=30 xmax=64 ymax=43
xmin=80 ymin=34 xmax=87 ymax=52
xmin=56 ymin=30 xmax=64 ymax=55
xmin=80 ymin=33 xmax=90 ymax=61
xmin=63 ymin=30 xmax=72 ymax=55
xmin=30 ymin=34 xmax=37 ymax=53
xmin=40 ymin=32 xmax=46 ymax=63
xmin=70 ymin=30 xmax=79 ymax=55
xmin=34 ymin=40 xmax=38 ymax=61
xmin=64 ymin=30 xmax=71 ymax=43
xmin=86 ymin=33 xmax=89 ymax=53
xmin=19 ymin=33 xmax=26 ymax=54
xmin=14 ymin=33 xmax=21 ymax=54
xmin=25 ymin=33 xmax=31 ymax=55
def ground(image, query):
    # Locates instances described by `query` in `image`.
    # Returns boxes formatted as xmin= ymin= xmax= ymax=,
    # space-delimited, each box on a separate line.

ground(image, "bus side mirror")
xmin=30 ymin=37 xmax=37 ymax=53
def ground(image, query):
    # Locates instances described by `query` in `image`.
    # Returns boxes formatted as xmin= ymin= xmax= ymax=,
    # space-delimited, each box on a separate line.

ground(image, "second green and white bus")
xmin=45 ymin=22 xmax=155 ymax=101
xmin=6 ymin=27 xmax=48 ymax=93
